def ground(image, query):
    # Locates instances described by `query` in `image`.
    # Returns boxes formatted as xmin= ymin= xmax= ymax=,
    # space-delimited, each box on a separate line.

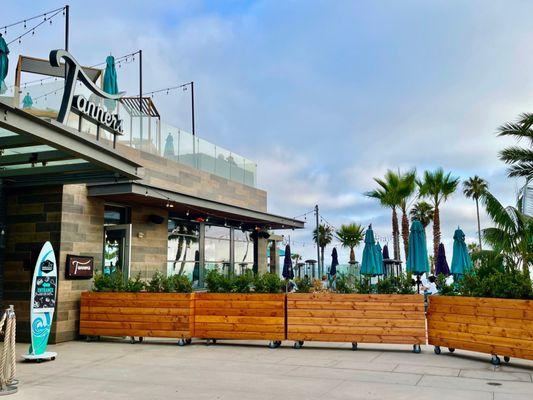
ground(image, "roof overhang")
xmin=87 ymin=182 xmax=305 ymax=230
xmin=0 ymin=102 xmax=143 ymax=186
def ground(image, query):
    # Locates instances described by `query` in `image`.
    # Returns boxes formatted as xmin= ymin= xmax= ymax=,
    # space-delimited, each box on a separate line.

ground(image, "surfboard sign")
xmin=23 ymin=241 xmax=57 ymax=360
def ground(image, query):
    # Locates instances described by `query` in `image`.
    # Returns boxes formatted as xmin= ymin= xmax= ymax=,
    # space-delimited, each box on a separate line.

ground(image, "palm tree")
xmin=463 ymin=176 xmax=488 ymax=251
xmin=168 ymin=224 xmax=199 ymax=275
xmin=497 ymin=113 xmax=533 ymax=180
xmin=312 ymin=224 xmax=333 ymax=276
xmin=410 ymin=201 xmax=434 ymax=228
xmin=417 ymin=168 xmax=460 ymax=261
xmin=480 ymin=190 xmax=532 ymax=274
xmin=398 ymin=170 xmax=417 ymax=260
xmin=365 ymin=170 xmax=402 ymax=260
xmin=335 ymin=223 xmax=365 ymax=265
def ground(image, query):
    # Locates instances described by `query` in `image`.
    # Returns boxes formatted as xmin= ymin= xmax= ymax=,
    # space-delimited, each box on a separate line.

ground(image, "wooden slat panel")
xmin=427 ymin=296 xmax=533 ymax=361
xmin=286 ymin=293 xmax=425 ymax=345
xmin=193 ymin=293 xmax=285 ymax=341
xmin=79 ymin=292 xmax=193 ymax=339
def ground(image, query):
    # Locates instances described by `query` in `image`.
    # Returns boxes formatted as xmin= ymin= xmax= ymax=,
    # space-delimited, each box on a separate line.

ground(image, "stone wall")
xmin=3 ymin=185 xmax=63 ymax=342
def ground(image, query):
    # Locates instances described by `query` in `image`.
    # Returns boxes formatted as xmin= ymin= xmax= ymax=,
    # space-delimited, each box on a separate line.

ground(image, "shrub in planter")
xmin=93 ymin=271 xmax=125 ymax=292
xmin=254 ymin=273 xmax=284 ymax=293
xmin=335 ymin=273 xmax=356 ymax=294
xmin=124 ymin=273 xmax=145 ymax=292
xmin=169 ymin=274 xmax=193 ymax=293
xmin=294 ymin=276 xmax=312 ymax=293
xmin=458 ymin=268 xmax=532 ymax=299
xmin=233 ymin=271 xmax=254 ymax=293
xmin=205 ymin=269 xmax=234 ymax=292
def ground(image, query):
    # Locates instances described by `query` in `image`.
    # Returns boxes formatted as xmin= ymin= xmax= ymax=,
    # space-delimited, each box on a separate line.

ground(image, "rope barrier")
xmin=0 ymin=305 xmax=17 ymax=395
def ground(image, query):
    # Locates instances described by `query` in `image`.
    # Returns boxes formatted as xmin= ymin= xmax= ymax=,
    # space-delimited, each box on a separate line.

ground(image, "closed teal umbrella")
xmin=361 ymin=225 xmax=380 ymax=276
xmin=103 ymin=55 xmax=118 ymax=110
xmin=0 ymin=34 xmax=9 ymax=94
xmin=375 ymin=243 xmax=384 ymax=276
xmin=406 ymin=220 xmax=430 ymax=275
xmin=451 ymin=228 xmax=473 ymax=278
xmin=22 ymin=92 xmax=33 ymax=109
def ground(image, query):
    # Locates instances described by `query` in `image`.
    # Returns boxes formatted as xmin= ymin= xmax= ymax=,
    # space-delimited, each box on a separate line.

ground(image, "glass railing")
xmin=3 ymin=80 xmax=257 ymax=187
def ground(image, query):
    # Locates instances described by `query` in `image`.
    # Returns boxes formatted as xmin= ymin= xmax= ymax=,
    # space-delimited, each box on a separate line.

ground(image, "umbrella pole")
xmin=416 ymin=274 xmax=421 ymax=294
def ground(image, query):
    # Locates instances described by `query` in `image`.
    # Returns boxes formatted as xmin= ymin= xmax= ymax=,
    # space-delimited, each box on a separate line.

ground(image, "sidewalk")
xmin=14 ymin=340 xmax=533 ymax=399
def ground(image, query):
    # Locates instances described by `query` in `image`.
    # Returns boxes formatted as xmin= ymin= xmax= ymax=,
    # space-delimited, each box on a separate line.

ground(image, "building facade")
xmin=0 ymin=50 xmax=303 ymax=343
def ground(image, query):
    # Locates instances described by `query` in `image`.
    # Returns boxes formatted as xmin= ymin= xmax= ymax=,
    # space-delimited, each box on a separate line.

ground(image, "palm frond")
xmin=480 ymin=191 xmax=516 ymax=232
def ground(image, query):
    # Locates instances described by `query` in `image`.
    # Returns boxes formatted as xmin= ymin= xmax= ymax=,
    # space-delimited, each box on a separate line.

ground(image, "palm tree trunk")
xmin=320 ymin=247 xmax=325 ymax=276
xmin=475 ymin=197 xmax=482 ymax=251
xmin=178 ymin=246 xmax=189 ymax=276
xmin=401 ymin=206 xmax=409 ymax=261
xmin=349 ymin=247 xmax=355 ymax=264
xmin=173 ymin=237 xmax=184 ymax=270
xmin=392 ymin=207 xmax=400 ymax=261
xmin=433 ymin=205 xmax=441 ymax=262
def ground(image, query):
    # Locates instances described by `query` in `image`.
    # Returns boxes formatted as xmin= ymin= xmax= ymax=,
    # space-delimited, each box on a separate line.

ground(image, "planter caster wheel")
xmin=352 ymin=342 xmax=358 ymax=351
xmin=178 ymin=339 xmax=186 ymax=346
xmin=206 ymin=339 xmax=217 ymax=346
xmin=434 ymin=346 xmax=441 ymax=355
xmin=51 ymin=356 xmax=56 ymax=361
xmin=412 ymin=344 xmax=421 ymax=354
xmin=130 ymin=337 xmax=136 ymax=344
xmin=491 ymin=355 xmax=501 ymax=366
xmin=293 ymin=341 xmax=304 ymax=349
xmin=139 ymin=337 xmax=144 ymax=343
xmin=448 ymin=348 xmax=455 ymax=353
xmin=504 ymin=356 xmax=510 ymax=363
xmin=268 ymin=341 xmax=281 ymax=349
xmin=186 ymin=338 xmax=192 ymax=345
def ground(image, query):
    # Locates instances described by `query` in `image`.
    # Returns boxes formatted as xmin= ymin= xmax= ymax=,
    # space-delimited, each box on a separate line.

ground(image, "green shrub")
xmin=376 ymin=276 xmax=396 ymax=294
xmin=93 ymin=271 xmax=125 ymax=292
xmin=204 ymin=269 xmax=233 ymax=292
xmin=125 ymin=273 xmax=145 ymax=292
xmin=458 ymin=268 xmax=533 ymax=299
xmin=147 ymin=271 xmax=166 ymax=292
xmin=294 ymin=276 xmax=312 ymax=293
xmin=335 ymin=273 xmax=356 ymax=294
xmin=254 ymin=273 xmax=284 ymax=293
xmin=395 ymin=273 xmax=416 ymax=295
xmin=169 ymin=274 xmax=193 ymax=293
xmin=232 ymin=271 xmax=254 ymax=293
xmin=355 ymin=277 xmax=372 ymax=294
xmin=435 ymin=274 xmax=457 ymax=296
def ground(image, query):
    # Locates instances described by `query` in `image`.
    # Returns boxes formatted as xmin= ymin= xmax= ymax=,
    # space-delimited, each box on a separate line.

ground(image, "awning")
xmin=0 ymin=102 xmax=143 ymax=186
xmin=87 ymin=182 xmax=305 ymax=230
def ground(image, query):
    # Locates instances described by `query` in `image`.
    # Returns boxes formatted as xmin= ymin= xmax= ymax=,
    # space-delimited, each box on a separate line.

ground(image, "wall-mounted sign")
xmin=50 ymin=49 xmax=124 ymax=137
xmin=66 ymin=255 xmax=94 ymax=279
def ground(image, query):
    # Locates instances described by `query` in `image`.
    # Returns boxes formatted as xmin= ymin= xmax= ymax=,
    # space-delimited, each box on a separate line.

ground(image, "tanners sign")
xmin=50 ymin=49 xmax=124 ymax=137
xmin=66 ymin=255 xmax=94 ymax=279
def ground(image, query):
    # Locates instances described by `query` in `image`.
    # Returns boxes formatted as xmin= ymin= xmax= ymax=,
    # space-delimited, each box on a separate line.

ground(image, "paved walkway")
xmin=13 ymin=340 xmax=533 ymax=399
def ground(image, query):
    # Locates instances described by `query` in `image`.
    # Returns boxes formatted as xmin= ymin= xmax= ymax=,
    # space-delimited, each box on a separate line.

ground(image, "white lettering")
xmin=72 ymin=95 xmax=123 ymax=135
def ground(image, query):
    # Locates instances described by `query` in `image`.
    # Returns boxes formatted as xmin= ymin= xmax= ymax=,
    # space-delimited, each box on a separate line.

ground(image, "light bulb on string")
xmin=23 ymin=20 xmax=26 ymax=29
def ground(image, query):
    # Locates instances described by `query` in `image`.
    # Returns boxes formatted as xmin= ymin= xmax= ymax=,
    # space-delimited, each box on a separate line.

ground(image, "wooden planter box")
xmin=287 ymin=293 xmax=426 ymax=350
xmin=427 ymin=296 xmax=533 ymax=363
xmin=193 ymin=293 xmax=285 ymax=344
xmin=80 ymin=292 xmax=194 ymax=342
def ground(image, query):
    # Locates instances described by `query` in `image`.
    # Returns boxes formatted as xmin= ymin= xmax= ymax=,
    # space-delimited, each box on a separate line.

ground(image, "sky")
xmin=2 ymin=0 xmax=529 ymax=264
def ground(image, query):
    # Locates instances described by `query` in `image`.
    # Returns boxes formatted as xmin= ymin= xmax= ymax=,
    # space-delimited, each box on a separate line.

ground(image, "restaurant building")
xmin=0 ymin=50 xmax=303 ymax=343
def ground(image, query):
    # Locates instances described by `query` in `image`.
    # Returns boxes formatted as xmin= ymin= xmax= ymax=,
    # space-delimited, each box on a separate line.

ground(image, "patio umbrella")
xmin=0 ymin=34 xmax=9 ymax=94
xmin=22 ymin=92 xmax=33 ymax=109
xmin=382 ymin=244 xmax=390 ymax=260
xmin=163 ymin=132 xmax=175 ymax=157
xmin=192 ymin=250 xmax=200 ymax=283
xmin=375 ymin=243 xmax=384 ymax=276
xmin=406 ymin=220 xmax=429 ymax=292
xmin=329 ymin=247 xmax=339 ymax=276
xmin=282 ymin=244 xmax=294 ymax=280
xmin=103 ymin=55 xmax=118 ymax=110
xmin=435 ymin=243 xmax=450 ymax=276
xmin=360 ymin=225 xmax=380 ymax=276
xmin=451 ymin=228 xmax=473 ymax=279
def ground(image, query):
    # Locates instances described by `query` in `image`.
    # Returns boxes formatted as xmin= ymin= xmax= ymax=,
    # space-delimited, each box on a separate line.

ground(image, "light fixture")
xmin=186 ymin=210 xmax=190 ymax=216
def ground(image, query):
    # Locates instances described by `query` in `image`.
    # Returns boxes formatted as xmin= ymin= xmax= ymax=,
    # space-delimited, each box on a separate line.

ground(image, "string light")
xmin=6 ymin=7 xmax=65 ymax=46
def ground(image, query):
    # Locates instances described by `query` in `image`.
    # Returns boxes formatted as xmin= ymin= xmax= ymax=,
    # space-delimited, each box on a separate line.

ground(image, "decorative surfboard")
xmin=22 ymin=241 xmax=58 ymax=362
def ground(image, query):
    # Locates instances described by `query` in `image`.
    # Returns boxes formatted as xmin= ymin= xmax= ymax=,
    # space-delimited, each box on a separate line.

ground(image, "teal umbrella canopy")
xmin=361 ymin=226 xmax=380 ymax=276
xmin=451 ymin=228 xmax=473 ymax=277
xmin=406 ymin=220 xmax=430 ymax=275
xmin=103 ymin=55 xmax=118 ymax=110
xmin=375 ymin=243 xmax=384 ymax=275
xmin=22 ymin=92 xmax=33 ymax=109
xmin=0 ymin=35 xmax=9 ymax=95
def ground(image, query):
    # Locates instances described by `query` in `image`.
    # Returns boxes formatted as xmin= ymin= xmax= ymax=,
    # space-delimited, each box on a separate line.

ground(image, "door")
xmin=103 ymin=224 xmax=132 ymax=280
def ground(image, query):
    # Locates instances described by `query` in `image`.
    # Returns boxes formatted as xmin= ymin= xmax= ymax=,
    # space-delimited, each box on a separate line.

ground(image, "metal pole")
xmin=189 ymin=81 xmax=195 ymax=135
xmin=64 ymin=5 xmax=69 ymax=51
xmin=315 ymin=204 xmax=320 ymax=276
xmin=139 ymin=50 xmax=143 ymax=146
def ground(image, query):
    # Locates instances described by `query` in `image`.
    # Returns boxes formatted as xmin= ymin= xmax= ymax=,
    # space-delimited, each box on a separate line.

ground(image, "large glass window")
xmin=167 ymin=219 xmax=200 ymax=284
xmin=234 ymin=229 xmax=253 ymax=275
xmin=204 ymin=225 xmax=231 ymax=275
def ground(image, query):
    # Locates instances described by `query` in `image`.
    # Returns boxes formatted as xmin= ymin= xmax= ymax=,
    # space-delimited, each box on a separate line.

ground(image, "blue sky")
xmin=2 ymin=1 xmax=529 ymax=263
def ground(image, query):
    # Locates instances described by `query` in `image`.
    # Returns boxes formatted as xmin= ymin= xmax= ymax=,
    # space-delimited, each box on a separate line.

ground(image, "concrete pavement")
xmin=13 ymin=339 xmax=533 ymax=399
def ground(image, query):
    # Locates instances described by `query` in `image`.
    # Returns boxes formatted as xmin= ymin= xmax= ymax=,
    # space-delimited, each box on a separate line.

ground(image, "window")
xmin=104 ymin=205 xmax=130 ymax=225
xmin=234 ymin=229 xmax=253 ymax=275
xmin=167 ymin=219 xmax=200 ymax=283
xmin=204 ymin=225 xmax=231 ymax=275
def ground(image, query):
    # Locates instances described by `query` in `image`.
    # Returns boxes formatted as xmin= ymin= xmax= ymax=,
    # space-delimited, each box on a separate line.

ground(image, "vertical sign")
xmin=23 ymin=241 xmax=58 ymax=361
